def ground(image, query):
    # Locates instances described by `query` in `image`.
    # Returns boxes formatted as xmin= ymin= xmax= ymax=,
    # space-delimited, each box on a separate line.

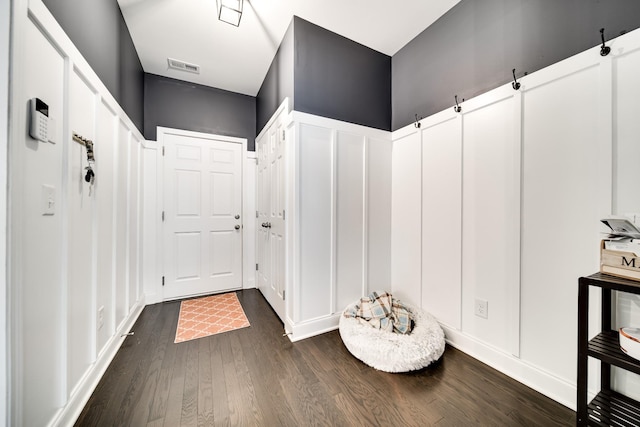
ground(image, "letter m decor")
xmin=622 ymin=256 xmax=637 ymax=268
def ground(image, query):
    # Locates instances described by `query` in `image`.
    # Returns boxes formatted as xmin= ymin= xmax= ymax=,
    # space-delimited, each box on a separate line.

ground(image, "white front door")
xmin=256 ymin=119 xmax=285 ymax=320
xmin=162 ymin=129 xmax=243 ymax=300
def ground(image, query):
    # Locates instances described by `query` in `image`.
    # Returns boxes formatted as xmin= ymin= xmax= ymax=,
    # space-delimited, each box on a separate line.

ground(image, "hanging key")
xmin=85 ymin=165 xmax=95 ymax=196
xmin=84 ymin=166 xmax=95 ymax=183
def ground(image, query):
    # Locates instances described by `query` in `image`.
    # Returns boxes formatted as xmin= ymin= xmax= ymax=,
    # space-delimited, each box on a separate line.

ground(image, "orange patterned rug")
xmin=174 ymin=292 xmax=250 ymax=343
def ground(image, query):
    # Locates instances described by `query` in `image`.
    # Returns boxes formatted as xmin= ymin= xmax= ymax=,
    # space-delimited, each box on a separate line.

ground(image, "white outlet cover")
xmin=474 ymin=298 xmax=488 ymax=319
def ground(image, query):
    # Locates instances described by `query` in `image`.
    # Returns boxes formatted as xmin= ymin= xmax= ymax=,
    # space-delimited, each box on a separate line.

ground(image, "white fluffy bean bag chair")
xmin=339 ymin=302 xmax=445 ymax=373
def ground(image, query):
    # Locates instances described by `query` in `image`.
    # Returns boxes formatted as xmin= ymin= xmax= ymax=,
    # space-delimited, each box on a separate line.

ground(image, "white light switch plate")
xmin=42 ymin=184 xmax=55 ymax=215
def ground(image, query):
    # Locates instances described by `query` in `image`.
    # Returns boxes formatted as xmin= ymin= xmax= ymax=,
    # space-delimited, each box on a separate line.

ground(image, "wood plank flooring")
xmin=75 ymin=289 xmax=576 ymax=426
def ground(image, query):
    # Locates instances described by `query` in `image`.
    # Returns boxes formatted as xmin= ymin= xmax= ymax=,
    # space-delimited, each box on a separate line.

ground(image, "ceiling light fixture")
xmin=217 ymin=0 xmax=243 ymax=27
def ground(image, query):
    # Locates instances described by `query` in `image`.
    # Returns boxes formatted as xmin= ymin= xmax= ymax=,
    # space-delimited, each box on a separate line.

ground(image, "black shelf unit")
xmin=578 ymin=272 xmax=640 ymax=426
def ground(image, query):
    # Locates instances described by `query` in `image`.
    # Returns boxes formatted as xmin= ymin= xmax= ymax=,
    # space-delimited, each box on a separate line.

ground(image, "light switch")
xmin=42 ymin=184 xmax=55 ymax=215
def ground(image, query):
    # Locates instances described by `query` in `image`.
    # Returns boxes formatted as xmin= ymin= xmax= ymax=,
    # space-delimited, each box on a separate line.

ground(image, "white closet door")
xmin=256 ymin=118 xmax=286 ymax=321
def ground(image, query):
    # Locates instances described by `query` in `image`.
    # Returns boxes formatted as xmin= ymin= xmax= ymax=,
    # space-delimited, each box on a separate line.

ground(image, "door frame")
xmin=154 ymin=127 xmax=250 ymax=302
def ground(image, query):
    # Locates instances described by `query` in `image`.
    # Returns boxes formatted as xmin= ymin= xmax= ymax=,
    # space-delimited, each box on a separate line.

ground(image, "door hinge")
xmin=162 ymin=146 xmax=165 ymax=156
xmin=162 ymin=211 xmax=165 ymax=222
xmin=256 ymin=210 xmax=259 ymax=219
xmin=282 ymin=129 xmax=286 ymax=141
xmin=283 ymin=210 xmax=286 ymax=220
xmin=162 ymin=276 xmax=165 ymax=286
xmin=282 ymin=290 xmax=285 ymax=300
xmin=256 ymin=263 xmax=259 ymax=271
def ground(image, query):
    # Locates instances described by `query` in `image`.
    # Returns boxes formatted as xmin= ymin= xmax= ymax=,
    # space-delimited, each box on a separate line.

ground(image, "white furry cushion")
xmin=339 ymin=302 xmax=445 ymax=373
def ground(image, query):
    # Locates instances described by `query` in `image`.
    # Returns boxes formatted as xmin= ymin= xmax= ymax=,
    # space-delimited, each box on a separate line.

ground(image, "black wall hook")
xmin=511 ymin=68 xmax=521 ymax=90
xmin=454 ymin=95 xmax=463 ymax=113
xmin=414 ymin=114 xmax=422 ymax=128
xmin=600 ymin=28 xmax=611 ymax=56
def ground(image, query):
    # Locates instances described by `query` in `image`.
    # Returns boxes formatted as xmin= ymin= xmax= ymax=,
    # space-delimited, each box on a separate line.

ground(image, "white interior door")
xmin=162 ymin=129 xmax=243 ymax=300
xmin=256 ymin=119 xmax=285 ymax=321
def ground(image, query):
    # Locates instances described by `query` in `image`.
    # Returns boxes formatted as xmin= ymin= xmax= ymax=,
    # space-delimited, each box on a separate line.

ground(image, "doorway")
xmin=159 ymin=128 xmax=245 ymax=300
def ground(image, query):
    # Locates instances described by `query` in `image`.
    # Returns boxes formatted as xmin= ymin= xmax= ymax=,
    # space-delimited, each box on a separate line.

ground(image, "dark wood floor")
xmin=75 ymin=289 xmax=575 ymax=426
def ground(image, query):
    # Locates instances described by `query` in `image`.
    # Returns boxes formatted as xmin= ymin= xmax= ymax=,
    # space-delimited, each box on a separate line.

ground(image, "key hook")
xmin=414 ymin=114 xmax=422 ymax=128
xmin=600 ymin=28 xmax=611 ymax=56
xmin=453 ymin=95 xmax=463 ymax=113
xmin=511 ymin=68 xmax=521 ymax=90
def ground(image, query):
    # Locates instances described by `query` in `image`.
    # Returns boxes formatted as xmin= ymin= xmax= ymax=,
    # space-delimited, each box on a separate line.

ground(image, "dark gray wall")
xmin=256 ymin=20 xmax=294 ymax=135
xmin=144 ymin=74 xmax=257 ymax=150
xmin=392 ymin=0 xmax=640 ymax=131
xmin=294 ymin=17 xmax=391 ymax=132
xmin=42 ymin=0 xmax=144 ymax=133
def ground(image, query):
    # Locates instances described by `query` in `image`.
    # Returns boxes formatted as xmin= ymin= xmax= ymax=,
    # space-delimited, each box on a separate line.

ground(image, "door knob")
xmin=267 ymin=222 xmax=272 ymax=228
xmin=235 ymin=214 xmax=240 ymax=219
xmin=235 ymin=225 xmax=241 ymax=230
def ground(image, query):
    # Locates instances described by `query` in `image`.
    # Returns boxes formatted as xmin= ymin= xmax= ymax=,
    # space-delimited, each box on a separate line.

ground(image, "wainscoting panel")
xmin=420 ymin=112 xmax=462 ymax=331
xmin=335 ymin=131 xmax=366 ymax=311
xmin=258 ymin=109 xmax=391 ymax=340
xmin=298 ymin=123 xmax=334 ymax=322
xmin=95 ymin=101 xmax=118 ymax=356
xmin=391 ymin=27 xmax=640 ymax=409
xmin=610 ymin=40 xmax=640 ymax=402
xmin=520 ymin=63 xmax=602 ymax=385
xmin=67 ymin=65 xmax=98 ymax=397
xmin=462 ymin=87 xmax=521 ymax=357
xmin=10 ymin=2 xmax=146 ymax=425
xmin=391 ymin=130 xmax=422 ymax=304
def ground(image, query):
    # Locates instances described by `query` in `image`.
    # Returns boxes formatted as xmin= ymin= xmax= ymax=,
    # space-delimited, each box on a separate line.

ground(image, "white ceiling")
xmin=118 ymin=0 xmax=461 ymax=96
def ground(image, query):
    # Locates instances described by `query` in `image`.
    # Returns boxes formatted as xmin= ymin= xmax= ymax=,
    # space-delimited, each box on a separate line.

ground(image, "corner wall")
xmin=9 ymin=1 xmax=146 ymax=425
xmin=41 ymin=0 xmax=144 ymax=132
xmin=392 ymin=0 xmax=640 ymax=131
xmin=143 ymin=73 xmax=257 ymax=150
xmin=256 ymin=19 xmax=294 ymax=135
xmin=391 ymin=28 xmax=640 ymax=409
xmin=256 ymin=16 xmax=392 ymax=136
xmin=293 ymin=17 xmax=391 ymax=132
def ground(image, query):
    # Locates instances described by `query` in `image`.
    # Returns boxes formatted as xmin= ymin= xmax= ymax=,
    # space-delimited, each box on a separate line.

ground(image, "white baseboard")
xmin=442 ymin=325 xmax=577 ymax=411
xmin=49 ymin=301 xmax=146 ymax=427
xmin=288 ymin=313 xmax=341 ymax=342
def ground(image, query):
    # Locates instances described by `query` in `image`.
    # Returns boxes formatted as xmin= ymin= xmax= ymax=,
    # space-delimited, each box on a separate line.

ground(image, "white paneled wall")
xmin=335 ymin=132 xmax=366 ymax=310
xmin=261 ymin=110 xmax=391 ymax=341
xmin=462 ymin=88 xmax=521 ymax=357
xmin=297 ymin=123 xmax=334 ymax=321
xmin=421 ymin=113 xmax=461 ymax=331
xmin=391 ymin=28 xmax=640 ymax=410
xmin=390 ymin=131 xmax=421 ymax=304
xmin=9 ymin=1 xmax=146 ymax=425
xmin=67 ymin=67 xmax=98 ymax=396
xmin=95 ymin=101 xmax=118 ymax=355
xmin=0 ymin=0 xmax=9 ymax=420
xmin=520 ymin=63 xmax=603 ymax=384
xmin=366 ymin=136 xmax=392 ymax=292
xmin=19 ymin=15 xmax=66 ymax=427
xmin=611 ymin=41 xmax=640 ymax=401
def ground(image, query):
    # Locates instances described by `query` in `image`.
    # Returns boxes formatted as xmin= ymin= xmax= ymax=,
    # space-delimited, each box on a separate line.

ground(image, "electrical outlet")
xmin=97 ymin=306 xmax=104 ymax=330
xmin=475 ymin=298 xmax=488 ymax=319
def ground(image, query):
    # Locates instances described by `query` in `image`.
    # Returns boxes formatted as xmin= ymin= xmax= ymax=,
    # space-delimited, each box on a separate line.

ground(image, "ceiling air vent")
xmin=167 ymin=58 xmax=200 ymax=74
